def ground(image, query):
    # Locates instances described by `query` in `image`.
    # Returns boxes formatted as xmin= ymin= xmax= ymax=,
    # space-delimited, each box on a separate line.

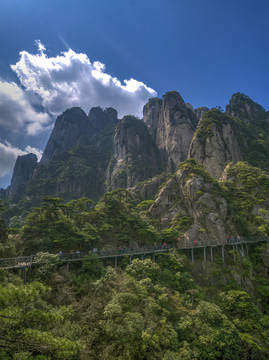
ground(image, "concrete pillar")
xmin=222 ymin=246 xmax=225 ymax=263
xmin=115 ymin=257 xmax=118 ymax=268
xmin=210 ymin=247 xmax=213 ymax=262
xmin=241 ymin=244 xmax=245 ymax=257
xmin=129 ymin=255 xmax=132 ymax=264
xmin=203 ymin=247 xmax=206 ymax=262
xmin=191 ymin=248 xmax=194 ymax=263
xmin=245 ymin=243 xmax=249 ymax=256
xmin=66 ymin=262 xmax=69 ymax=272
xmin=141 ymin=254 xmax=144 ymax=261
xmin=152 ymin=253 xmax=155 ymax=262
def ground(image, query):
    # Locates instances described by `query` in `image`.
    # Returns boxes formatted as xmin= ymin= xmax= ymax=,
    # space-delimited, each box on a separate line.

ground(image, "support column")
xmin=66 ymin=262 xmax=69 ymax=272
xmin=191 ymin=248 xmax=194 ymax=263
xmin=232 ymin=245 xmax=236 ymax=263
xmin=267 ymin=241 xmax=269 ymax=254
xmin=129 ymin=255 xmax=133 ymax=264
xmin=152 ymin=253 xmax=155 ymax=262
xmin=141 ymin=254 xmax=144 ymax=261
xmin=245 ymin=243 xmax=249 ymax=256
xmin=241 ymin=244 xmax=245 ymax=257
xmin=115 ymin=257 xmax=118 ymax=268
xmin=222 ymin=246 xmax=225 ymax=263
xmin=203 ymin=247 xmax=206 ymax=262
xmin=210 ymin=247 xmax=213 ymax=262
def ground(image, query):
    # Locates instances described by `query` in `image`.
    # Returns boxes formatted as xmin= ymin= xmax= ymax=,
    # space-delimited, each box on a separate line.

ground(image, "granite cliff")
xmin=106 ymin=115 xmax=161 ymax=191
xmin=143 ymin=91 xmax=198 ymax=171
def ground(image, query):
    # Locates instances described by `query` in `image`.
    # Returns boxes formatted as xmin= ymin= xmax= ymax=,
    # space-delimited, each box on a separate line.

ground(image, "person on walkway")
xmin=58 ymin=251 xmax=63 ymax=258
xmin=76 ymin=250 xmax=80 ymax=259
xmin=194 ymin=240 xmax=197 ymax=246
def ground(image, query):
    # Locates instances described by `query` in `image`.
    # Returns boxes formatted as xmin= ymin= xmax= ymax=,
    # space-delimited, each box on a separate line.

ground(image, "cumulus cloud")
xmin=11 ymin=41 xmax=157 ymax=118
xmin=0 ymin=80 xmax=51 ymax=135
xmin=25 ymin=146 xmax=43 ymax=161
xmin=0 ymin=141 xmax=42 ymax=178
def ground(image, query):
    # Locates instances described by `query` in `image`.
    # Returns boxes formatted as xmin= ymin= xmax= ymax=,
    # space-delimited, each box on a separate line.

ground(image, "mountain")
xmin=7 ymin=153 xmax=37 ymax=197
xmin=4 ymin=90 xmax=269 ymax=243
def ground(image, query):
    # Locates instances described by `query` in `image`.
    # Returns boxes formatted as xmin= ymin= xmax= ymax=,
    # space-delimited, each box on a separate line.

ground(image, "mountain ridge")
xmin=2 ymin=90 xmax=269 ymax=243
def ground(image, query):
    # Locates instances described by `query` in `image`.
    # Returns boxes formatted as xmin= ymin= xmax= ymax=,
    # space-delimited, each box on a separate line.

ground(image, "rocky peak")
xmin=8 ymin=153 xmax=37 ymax=196
xmin=226 ymin=92 xmax=265 ymax=123
xmin=41 ymin=107 xmax=91 ymax=164
xmin=143 ymin=91 xmax=198 ymax=172
xmin=188 ymin=109 xmax=244 ymax=178
xmin=88 ymin=106 xmax=118 ymax=131
xmin=143 ymin=98 xmax=163 ymax=143
xmin=106 ymin=115 xmax=161 ymax=190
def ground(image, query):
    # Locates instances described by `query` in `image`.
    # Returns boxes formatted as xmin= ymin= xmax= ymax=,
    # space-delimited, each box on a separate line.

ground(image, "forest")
xmin=0 ymin=190 xmax=269 ymax=359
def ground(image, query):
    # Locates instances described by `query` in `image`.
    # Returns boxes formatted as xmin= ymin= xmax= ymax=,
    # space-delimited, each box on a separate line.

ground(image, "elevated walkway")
xmin=1 ymin=236 xmax=268 ymax=271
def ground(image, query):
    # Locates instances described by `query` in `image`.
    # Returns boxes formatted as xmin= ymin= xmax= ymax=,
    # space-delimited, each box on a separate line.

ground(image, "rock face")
xmin=226 ymin=92 xmax=265 ymax=123
xmin=128 ymin=173 xmax=167 ymax=201
xmin=106 ymin=116 xmax=161 ymax=190
xmin=143 ymin=91 xmax=198 ymax=171
xmin=194 ymin=107 xmax=209 ymax=122
xmin=8 ymin=153 xmax=37 ymax=197
xmin=149 ymin=160 xmax=228 ymax=244
xmin=188 ymin=109 xmax=243 ymax=178
xmin=88 ymin=107 xmax=118 ymax=132
xmin=41 ymin=107 xmax=92 ymax=164
xmin=18 ymin=106 xmax=118 ymax=201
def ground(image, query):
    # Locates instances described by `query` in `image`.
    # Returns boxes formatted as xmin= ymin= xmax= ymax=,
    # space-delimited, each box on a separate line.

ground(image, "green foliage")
xmin=0 ymin=279 xmax=81 ymax=359
xmin=34 ymin=252 xmax=61 ymax=280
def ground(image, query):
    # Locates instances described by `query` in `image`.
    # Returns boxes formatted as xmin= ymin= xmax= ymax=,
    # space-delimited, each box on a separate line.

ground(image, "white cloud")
xmin=11 ymin=42 xmax=157 ymax=118
xmin=25 ymin=146 xmax=43 ymax=161
xmin=0 ymin=80 xmax=51 ymax=135
xmin=0 ymin=141 xmax=42 ymax=178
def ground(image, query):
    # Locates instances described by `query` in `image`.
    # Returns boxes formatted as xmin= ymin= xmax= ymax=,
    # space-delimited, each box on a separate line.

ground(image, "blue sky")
xmin=0 ymin=0 xmax=268 ymax=188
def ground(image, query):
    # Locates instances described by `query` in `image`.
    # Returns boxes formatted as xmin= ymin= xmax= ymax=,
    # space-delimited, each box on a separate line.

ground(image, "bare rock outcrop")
xmin=194 ymin=106 xmax=209 ymax=122
xmin=149 ymin=160 xmax=228 ymax=245
xmin=188 ymin=109 xmax=243 ymax=178
xmin=7 ymin=153 xmax=37 ymax=197
xmin=41 ymin=107 xmax=92 ymax=164
xmin=143 ymin=91 xmax=198 ymax=171
xmin=106 ymin=116 xmax=161 ymax=190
